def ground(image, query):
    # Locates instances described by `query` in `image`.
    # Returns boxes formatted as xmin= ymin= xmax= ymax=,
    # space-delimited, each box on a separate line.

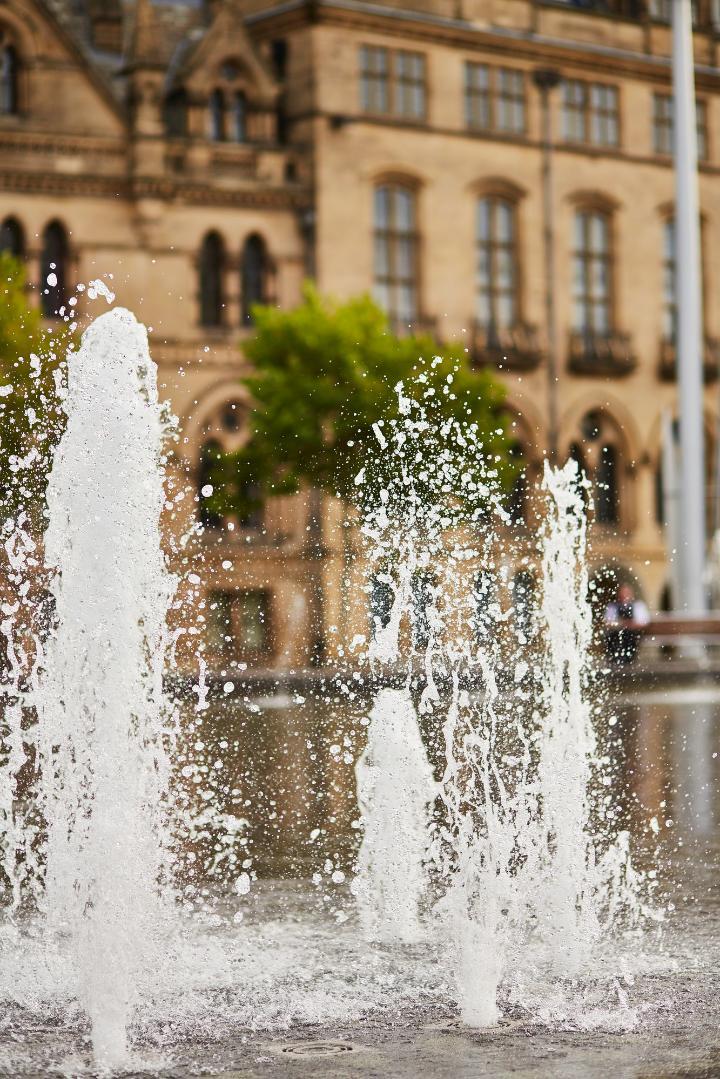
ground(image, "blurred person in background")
xmin=604 ymin=583 xmax=650 ymax=665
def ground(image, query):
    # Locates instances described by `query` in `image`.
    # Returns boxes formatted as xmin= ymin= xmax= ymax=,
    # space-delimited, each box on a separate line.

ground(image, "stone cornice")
xmin=0 ymin=130 xmax=127 ymax=158
xmin=0 ymin=169 xmax=310 ymax=209
xmin=132 ymin=176 xmax=310 ymax=209
xmin=0 ymin=170 xmax=129 ymax=198
xmin=247 ymin=0 xmax=720 ymax=89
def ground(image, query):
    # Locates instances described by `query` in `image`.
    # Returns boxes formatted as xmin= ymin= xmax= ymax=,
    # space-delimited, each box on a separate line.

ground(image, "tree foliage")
xmin=0 ymin=254 xmax=70 ymax=519
xmin=204 ymin=285 xmax=515 ymax=518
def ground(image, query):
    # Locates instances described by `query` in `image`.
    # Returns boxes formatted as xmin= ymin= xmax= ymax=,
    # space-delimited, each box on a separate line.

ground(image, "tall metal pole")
xmin=661 ymin=409 xmax=683 ymax=608
xmin=673 ymin=0 xmax=707 ymax=613
xmin=533 ymin=68 xmax=561 ymax=464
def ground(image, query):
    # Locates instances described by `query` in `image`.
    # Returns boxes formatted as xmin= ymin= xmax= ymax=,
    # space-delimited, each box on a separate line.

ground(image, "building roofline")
xmin=36 ymin=0 xmax=128 ymax=123
xmin=246 ymin=0 xmax=720 ymax=82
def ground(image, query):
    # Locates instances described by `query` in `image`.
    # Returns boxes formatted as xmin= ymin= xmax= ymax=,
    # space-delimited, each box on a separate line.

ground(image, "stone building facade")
xmin=0 ymin=0 xmax=719 ymax=670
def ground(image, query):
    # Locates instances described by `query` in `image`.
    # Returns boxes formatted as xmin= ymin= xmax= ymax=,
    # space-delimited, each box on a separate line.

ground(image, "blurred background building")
xmin=1 ymin=0 xmax=719 ymax=669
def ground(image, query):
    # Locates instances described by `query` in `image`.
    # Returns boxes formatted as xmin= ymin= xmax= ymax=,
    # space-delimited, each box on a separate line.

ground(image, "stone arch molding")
xmin=179 ymin=380 xmax=254 ymax=465
xmin=559 ymin=392 xmax=641 ymax=467
xmin=366 ymin=166 xmax=428 ymax=190
xmin=0 ymin=6 xmax=42 ymax=66
xmin=468 ymin=176 xmax=528 ymax=203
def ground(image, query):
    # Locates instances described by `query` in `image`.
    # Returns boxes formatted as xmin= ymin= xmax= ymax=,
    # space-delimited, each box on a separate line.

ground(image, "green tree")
xmin=203 ymin=285 xmax=515 ymax=520
xmin=0 ymin=253 xmax=70 ymax=519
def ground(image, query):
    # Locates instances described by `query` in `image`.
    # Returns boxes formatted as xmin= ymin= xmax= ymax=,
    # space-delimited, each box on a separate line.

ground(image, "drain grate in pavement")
xmin=280 ymin=1041 xmax=356 ymax=1057
xmin=427 ymin=1016 xmax=528 ymax=1033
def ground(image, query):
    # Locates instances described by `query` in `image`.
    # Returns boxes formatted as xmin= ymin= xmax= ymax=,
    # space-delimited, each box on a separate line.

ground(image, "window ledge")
xmin=473 ymin=322 xmax=542 ymax=372
xmin=658 ymin=336 xmax=720 ymax=382
xmin=567 ymin=331 xmax=636 ymax=376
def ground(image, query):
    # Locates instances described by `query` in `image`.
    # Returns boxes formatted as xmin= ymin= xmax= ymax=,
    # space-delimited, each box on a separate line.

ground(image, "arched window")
xmin=572 ymin=210 xmax=612 ymax=336
xmin=199 ymin=231 xmax=225 ymax=327
xmin=0 ymin=41 xmax=18 ymax=116
xmin=233 ymin=92 xmax=247 ymax=142
xmin=164 ymin=88 xmax=188 ymax=138
xmin=40 ymin=221 xmax=69 ymax=318
xmin=241 ymin=234 xmax=268 ymax=324
xmin=476 ymin=197 xmax=517 ymax=332
xmin=596 ymin=443 xmax=619 ymax=524
xmin=209 ymin=89 xmax=225 ymax=141
xmin=198 ymin=441 xmax=223 ymax=529
xmin=571 ymin=412 xmax=625 ymax=526
xmin=373 ymin=183 xmax=418 ymax=330
xmin=0 ymin=216 xmax=23 ymax=258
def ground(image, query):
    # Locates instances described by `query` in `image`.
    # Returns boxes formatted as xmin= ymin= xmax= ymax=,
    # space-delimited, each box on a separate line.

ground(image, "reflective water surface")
xmin=3 ymin=681 xmax=720 ymax=1078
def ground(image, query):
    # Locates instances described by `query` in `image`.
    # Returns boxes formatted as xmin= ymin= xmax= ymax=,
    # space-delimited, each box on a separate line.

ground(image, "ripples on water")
xmin=3 ymin=688 xmax=720 ymax=1076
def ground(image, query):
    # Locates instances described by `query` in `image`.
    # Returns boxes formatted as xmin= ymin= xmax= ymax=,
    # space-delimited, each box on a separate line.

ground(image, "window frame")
xmin=359 ymin=44 xmax=427 ymax=122
xmin=373 ymin=182 xmax=420 ymax=330
xmin=572 ymin=208 xmax=614 ymax=337
xmin=199 ymin=231 xmax=226 ymax=329
xmin=241 ymin=233 xmax=269 ymax=325
xmin=562 ymin=79 xmax=620 ymax=149
xmin=464 ymin=61 xmax=526 ymax=135
xmin=595 ymin=443 xmax=620 ymax=526
xmin=209 ymin=88 xmax=226 ymax=142
xmin=0 ymin=40 xmax=18 ymax=116
xmin=475 ymin=195 xmax=519 ymax=332
xmin=653 ymin=92 xmax=708 ymax=161
xmin=40 ymin=220 xmax=70 ymax=319
xmin=0 ymin=215 xmax=24 ymax=258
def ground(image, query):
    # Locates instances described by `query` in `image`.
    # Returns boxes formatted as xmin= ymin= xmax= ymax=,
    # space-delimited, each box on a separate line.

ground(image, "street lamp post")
xmin=533 ymin=68 xmax=561 ymax=465
xmin=672 ymin=0 xmax=707 ymax=613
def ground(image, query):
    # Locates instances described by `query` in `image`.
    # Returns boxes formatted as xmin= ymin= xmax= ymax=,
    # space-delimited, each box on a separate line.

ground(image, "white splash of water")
xmin=34 ymin=307 xmax=177 ymax=1069
xmin=532 ymin=459 xmax=600 ymax=972
xmin=357 ymin=372 xmax=648 ymax=1027
xmin=354 ymin=687 xmax=437 ymax=942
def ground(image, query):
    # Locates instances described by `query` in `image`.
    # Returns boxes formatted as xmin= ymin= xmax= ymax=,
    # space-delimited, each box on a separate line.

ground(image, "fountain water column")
xmin=536 ymin=459 xmax=599 ymax=971
xmin=354 ymin=687 xmax=437 ymax=943
xmin=36 ymin=309 xmax=176 ymax=1069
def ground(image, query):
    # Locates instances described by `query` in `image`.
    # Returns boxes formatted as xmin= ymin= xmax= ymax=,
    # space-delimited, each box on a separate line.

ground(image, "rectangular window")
xmin=563 ymin=80 xmax=619 ymax=147
xmin=589 ymin=84 xmax=619 ymax=147
xmin=464 ymin=62 xmax=525 ymax=134
xmin=572 ymin=210 xmax=612 ymax=336
xmin=360 ymin=45 xmax=389 ymax=114
xmin=562 ymin=80 xmax=587 ymax=143
xmin=653 ymin=92 xmax=673 ymax=154
xmin=373 ymin=184 xmax=419 ymax=328
xmin=465 ymin=62 xmax=490 ymax=130
xmin=360 ymin=46 xmax=426 ymax=120
xmin=395 ymin=51 xmax=426 ymax=120
xmin=653 ymin=93 xmax=707 ymax=161
xmin=206 ymin=589 xmax=272 ymax=658
xmin=476 ymin=197 xmax=518 ymax=330
xmin=496 ymin=68 xmax=525 ymax=133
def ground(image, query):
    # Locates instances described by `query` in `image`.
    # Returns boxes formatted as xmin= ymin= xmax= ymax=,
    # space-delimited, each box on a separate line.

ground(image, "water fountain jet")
xmin=35 ymin=307 xmax=177 ymax=1068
